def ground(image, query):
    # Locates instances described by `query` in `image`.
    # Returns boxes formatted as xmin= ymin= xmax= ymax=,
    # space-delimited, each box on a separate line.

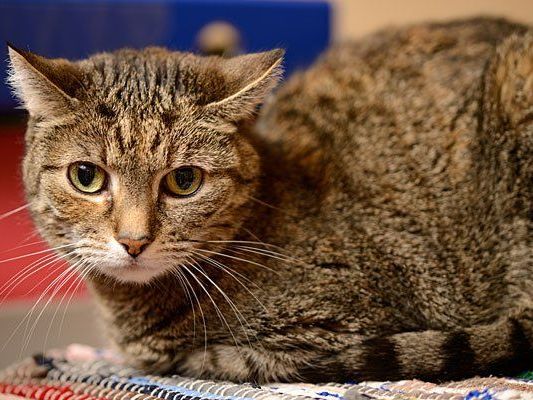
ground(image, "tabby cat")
xmin=7 ymin=17 xmax=533 ymax=383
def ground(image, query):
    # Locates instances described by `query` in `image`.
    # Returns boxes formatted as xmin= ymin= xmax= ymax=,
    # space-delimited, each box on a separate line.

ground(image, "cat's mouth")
xmin=94 ymin=240 xmax=182 ymax=283
xmin=82 ymin=239 xmax=203 ymax=284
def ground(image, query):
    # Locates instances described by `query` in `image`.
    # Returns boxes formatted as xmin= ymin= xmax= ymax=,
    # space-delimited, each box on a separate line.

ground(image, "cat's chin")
xmin=97 ymin=257 xmax=172 ymax=284
xmin=105 ymin=264 xmax=165 ymax=284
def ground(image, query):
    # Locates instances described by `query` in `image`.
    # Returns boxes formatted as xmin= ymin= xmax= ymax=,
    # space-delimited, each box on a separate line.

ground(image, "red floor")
xmin=0 ymin=123 xmax=86 ymax=302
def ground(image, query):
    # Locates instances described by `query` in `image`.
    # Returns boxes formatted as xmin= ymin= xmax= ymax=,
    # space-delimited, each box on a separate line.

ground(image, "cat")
xmin=7 ymin=17 xmax=532 ymax=383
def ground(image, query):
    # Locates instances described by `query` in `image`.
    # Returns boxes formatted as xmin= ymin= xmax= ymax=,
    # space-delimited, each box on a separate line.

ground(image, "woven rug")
xmin=1 ymin=345 xmax=532 ymax=400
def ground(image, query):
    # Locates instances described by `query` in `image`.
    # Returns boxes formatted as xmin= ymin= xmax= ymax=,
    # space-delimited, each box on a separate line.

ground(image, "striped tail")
xmin=298 ymin=308 xmax=532 ymax=382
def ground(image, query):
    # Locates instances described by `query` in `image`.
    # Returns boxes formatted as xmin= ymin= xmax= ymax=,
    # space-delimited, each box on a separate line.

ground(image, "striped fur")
xmin=7 ymin=17 xmax=533 ymax=382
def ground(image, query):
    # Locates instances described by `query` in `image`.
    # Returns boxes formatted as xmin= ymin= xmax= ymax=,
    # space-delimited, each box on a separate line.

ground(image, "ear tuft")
xmin=6 ymin=43 xmax=86 ymax=117
xmin=204 ymin=49 xmax=285 ymax=121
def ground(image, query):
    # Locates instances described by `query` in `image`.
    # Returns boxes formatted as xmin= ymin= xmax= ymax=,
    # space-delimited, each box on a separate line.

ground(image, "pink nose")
xmin=117 ymin=237 xmax=151 ymax=257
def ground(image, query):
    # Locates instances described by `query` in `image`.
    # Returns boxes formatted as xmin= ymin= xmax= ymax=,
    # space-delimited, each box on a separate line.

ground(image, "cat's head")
xmin=7 ymin=45 xmax=283 ymax=283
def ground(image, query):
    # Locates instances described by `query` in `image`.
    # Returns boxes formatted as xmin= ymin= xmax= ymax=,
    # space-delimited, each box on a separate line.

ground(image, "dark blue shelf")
xmin=0 ymin=0 xmax=331 ymax=110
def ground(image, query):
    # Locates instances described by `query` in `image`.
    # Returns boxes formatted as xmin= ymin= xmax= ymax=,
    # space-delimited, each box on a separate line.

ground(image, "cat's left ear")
xmin=7 ymin=43 xmax=86 ymax=118
xmin=204 ymin=49 xmax=284 ymax=121
xmin=487 ymin=33 xmax=533 ymax=127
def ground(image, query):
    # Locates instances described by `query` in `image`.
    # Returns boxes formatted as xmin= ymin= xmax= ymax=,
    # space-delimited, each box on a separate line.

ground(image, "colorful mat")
xmin=1 ymin=345 xmax=532 ymax=400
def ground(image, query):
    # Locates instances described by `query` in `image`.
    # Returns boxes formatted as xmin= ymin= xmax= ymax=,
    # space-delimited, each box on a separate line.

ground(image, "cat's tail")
xmin=298 ymin=308 xmax=532 ymax=382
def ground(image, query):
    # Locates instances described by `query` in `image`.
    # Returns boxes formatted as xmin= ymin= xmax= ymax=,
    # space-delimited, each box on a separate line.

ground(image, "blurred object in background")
xmin=197 ymin=21 xmax=242 ymax=57
xmin=0 ymin=0 xmax=331 ymax=368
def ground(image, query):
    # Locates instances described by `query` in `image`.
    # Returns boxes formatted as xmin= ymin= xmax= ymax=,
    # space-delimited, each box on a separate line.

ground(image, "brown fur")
xmin=7 ymin=17 xmax=533 ymax=383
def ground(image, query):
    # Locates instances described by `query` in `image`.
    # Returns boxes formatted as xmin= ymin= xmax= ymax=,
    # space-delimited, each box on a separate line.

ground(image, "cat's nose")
xmin=118 ymin=236 xmax=152 ymax=258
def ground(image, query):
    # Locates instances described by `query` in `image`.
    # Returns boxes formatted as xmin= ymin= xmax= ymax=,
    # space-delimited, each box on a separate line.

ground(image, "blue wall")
xmin=0 ymin=0 xmax=331 ymax=110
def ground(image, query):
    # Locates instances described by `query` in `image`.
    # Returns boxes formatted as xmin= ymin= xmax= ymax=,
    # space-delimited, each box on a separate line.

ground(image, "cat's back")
xmin=255 ymin=18 xmax=531 ymax=326
xmin=261 ymin=17 xmax=528 ymax=195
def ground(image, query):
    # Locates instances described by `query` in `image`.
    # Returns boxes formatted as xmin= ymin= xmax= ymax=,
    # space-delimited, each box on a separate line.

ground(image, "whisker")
xmin=0 ymin=204 xmax=29 ymax=221
xmin=190 ymin=250 xmax=268 ymax=313
xmin=0 ymin=239 xmax=47 ymax=255
xmin=42 ymin=258 xmax=85 ymax=354
xmin=22 ymin=258 xmax=83 ymax=353
xmin=180 ymin=261 xmax=244 ymax=353
xmin=20 ymin=250 xmax=78 ymax=297
xmin=202 ymin=239 xmax=285 ymax=251
xmin=185 ymin=256 xmax=256 ymax=351
xmin=233 ymin=245 xmax=300 ymax=263
xmin=180 ymin=267 xmax=209 ymax=373
xmin=190 ymin=257 xmax=269 ymax=355
xmin=48 ymin=258 xmax=93 ymax=346
xmin=0 ymin=243 xmax=77 ymax=264
xmin=0 ymin=252 xmax=59 ymax=300
xmin=2 ymin=254 xmax=79 ymax=354
xmin=58 ymin=261 xmax=93 ymax=338
xmin=21 ymin=263 xmax=83 ymax=355
xmin=246 ymin=195 xmax=285 ymax=212
xmin=168 ymin=265 xmax=208 ymax=373
xmin=192 ymin=250 xmax=260 ymax=289
xmin=18 ymin=230 xmax=42 ymax=246
xmin=240 ymin=227 xmax=265 ymax=244
xmin=171 ymin=268 xmax=198 ymax=343
xmin=0 ymin=249 xmax=77 ymax=303
xmin=195 ymin=248 xmax=281 ymax=276
xmin=200 ymin=240 xmax=299 ymax=264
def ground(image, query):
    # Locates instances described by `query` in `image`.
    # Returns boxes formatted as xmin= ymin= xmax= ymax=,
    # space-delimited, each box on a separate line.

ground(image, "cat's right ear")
xmin=6 ymin=43 xmax=86 ymax=118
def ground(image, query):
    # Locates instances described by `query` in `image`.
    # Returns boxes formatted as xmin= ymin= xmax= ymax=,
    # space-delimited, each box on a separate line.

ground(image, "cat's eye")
xmin=163 ymin=166 xmax=203 ymax=197
xmin=68 ymin=162 xmax=107 ymax=194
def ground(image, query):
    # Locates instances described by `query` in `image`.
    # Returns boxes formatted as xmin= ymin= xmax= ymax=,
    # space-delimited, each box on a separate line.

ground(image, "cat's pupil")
xmin=174 ymin=168 xmax=194 ymax=189
xmin=78 ymin=164 xmax=96 ymax=187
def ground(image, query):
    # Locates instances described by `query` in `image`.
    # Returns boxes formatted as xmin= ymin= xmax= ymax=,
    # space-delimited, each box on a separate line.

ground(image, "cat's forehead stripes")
xmin=101 ymin=117 xmax=239 ymax=172
xmin=84 ymin=48 xmax=232 ymax=113
xmin=38 ymin=113 xmax=239 ymax=179
xmin=86 ymin=49 xmax=186 ymax=111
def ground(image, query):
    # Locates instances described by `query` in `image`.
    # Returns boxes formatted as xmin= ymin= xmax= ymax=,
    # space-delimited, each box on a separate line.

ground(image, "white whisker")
xmin=246 ymin=195 xmax=290 ymax=215
xmin=190 ymin=250 xmax=268 ymax=314
xmin=22 ymin=258 xmax=83 ymax=353
xmin=0 ymin=249 xmax=77 ymax=302
xmin=0 ymin=252 xmax=59 ymax=301
xmin=181 ymin=261 xmax=244 ymax=353
xmin=203 ymin=239 xmax=284 ymax=250
xmin=0 ymin=239 xmax=47 ymax=255
xmin=0 ymin=204 xmax=29 ymax=221
xmin=1 ymin=252 xmax=78 ymax=353
xmin=42 ymin=258 xmax=85 ymax=353
xmin=169 ymin=265 xmax=208 ymax=374
xmin=58 ymin=261 xmax=92 ymax=338
xmin=195 ymin=248 xmax=281 ymax=276
xmin=0 ymin=243 xmax=77 ymax=264
xmin=233 ymin=245 xmax=300 ymax=263
xmin=185 ymin=256 xmax=256 ymax=351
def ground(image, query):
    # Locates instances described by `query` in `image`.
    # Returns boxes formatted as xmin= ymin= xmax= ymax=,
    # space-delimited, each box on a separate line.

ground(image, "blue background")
xmin=0 ymin=0 xmax=331 ymax=110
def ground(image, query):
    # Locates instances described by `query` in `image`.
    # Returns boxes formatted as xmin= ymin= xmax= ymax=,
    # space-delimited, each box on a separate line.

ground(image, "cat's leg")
xmin=176 ymin=344 xmax=311 ymax=383
xmin=172 ymin=308 xmax=531 ymax=383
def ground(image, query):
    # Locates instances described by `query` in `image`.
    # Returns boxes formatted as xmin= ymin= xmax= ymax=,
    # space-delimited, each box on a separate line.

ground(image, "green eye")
xmin=164 ymin=166 xmax=203 ymax=197
xmin=68 ymin=162 xmax=107 ymax=194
